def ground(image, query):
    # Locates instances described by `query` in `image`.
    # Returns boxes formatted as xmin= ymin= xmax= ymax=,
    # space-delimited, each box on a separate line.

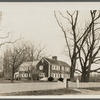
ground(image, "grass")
xmin=0 ymin=88 xmax=81 ymax=96
xmin=81 ymin=87 xmax=100 ymax=91
xmin=0 ymin=78 xmax=58 ymax=83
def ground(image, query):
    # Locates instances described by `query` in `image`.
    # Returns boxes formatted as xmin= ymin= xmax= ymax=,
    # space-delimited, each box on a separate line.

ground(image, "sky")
xmin=0 ymin=2 xmax=100 ymax=67
xmin=0 ymin=3 xmax=69 ymax=64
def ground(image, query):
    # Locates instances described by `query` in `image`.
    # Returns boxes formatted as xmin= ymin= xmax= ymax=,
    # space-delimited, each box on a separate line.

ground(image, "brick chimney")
xmin=52 ymin=56 xmax=57 ymax=60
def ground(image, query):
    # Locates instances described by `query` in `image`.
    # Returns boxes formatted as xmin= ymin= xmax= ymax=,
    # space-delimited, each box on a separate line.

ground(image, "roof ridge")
xmin=44 ymin=57 xmax=70 ymax=67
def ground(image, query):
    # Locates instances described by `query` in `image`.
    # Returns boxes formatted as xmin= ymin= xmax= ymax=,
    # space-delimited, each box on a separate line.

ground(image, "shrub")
xmin=48 ymin=77 xmax=54 ymax=81
xmin=58 ymin=78 xmax=64 ymax=82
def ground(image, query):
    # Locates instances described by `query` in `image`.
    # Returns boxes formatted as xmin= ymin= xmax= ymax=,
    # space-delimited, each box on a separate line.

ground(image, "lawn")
xmin=81 ymin=87 xmax=100 ymax=91
xmin=0 ymin=78 xmax=35 ymax=83
xmin=0 ymin=88 xmax=81 ymax=96
xmin=0 ymin=78 xmax=58 ymax=83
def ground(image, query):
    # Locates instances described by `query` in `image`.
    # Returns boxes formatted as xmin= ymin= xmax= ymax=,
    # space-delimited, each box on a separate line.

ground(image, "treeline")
xmin=3 ymin=41 xmax=47 ymax=82
xmin=74 ymin=73 xmax=100 ymax=82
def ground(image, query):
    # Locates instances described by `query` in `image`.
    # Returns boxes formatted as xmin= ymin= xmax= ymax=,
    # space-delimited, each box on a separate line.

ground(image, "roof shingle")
xmin=44 ymin=57 xmax=70 ymax=67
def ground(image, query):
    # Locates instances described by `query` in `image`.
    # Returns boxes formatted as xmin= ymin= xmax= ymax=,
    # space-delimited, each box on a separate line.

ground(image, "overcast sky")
xmin=0 ymin=2 xmax=100 ymax=67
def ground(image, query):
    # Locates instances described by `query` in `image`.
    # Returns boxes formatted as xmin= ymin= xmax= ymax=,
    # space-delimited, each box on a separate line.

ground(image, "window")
xmin=29 ymin=73 xmax=31 ymax=77
xmin=56 ymin=66 xmax=58 ymax=70
xmin=21 ymin=68 xmax=25 ymax=71
xmin=58 ymin=66 xmax=60 ymax=70
xmin=56 ymin=66 xmax=60 ymax=70
xmin=55 ymin=73 xmax=57 ymax=78
xmin=52 ymin=65 xmax=55 ymax=70
xmin=24 ymin=73 xmax=26 ymax=77
xmin=21 ymin=74 xmax=24 ymax=77
xmin=61 ymin=66 xmax=64 ymax=71
xmin=52 ymin=65 xmax=60 ymax=70
xmin=58 ymin=74 xmax=60 ymax=78
xmin=61 ymin=74 xmax=64 ymax=78
xmin=51 ymin=73 xmax=56 ymax=78
xmin=53 ymin=73 xmax=56 ymax=78
xmin=56 ymin=73 xmax=59 ymax=78
xmin=39 ymin=65 xmax=43 ymax=70
xmin=39 ymin=73 xmax=45 ymax=77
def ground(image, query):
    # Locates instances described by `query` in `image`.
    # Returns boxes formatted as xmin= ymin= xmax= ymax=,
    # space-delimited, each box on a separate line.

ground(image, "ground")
xmin=0 ymin=87 xmax=100 ymax=96
xmin=72 ymin=88 xmax=100 ymax=95
xmin=0 ymin=88 xmax=80 ymax=96
xmin=0 ymin=78 xmax=100 ymax=96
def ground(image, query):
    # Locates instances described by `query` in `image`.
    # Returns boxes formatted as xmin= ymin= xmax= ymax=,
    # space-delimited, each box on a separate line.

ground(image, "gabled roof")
xmin=20 ymin=61 xmax=39 ymax=68
xmin=20 ymin=62 xmax=33 ymax=67
xmin=44 ymin=57 xmax=70 ymax=67
xmin=32 ymin=61 xmax=39 ymax=67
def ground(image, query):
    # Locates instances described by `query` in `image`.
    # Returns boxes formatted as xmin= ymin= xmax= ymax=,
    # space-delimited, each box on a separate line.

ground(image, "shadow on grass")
xmin=0 ymin=88 xmax=81 ymax=96
xmin=80 ymin=87 xmax=100 ymax=91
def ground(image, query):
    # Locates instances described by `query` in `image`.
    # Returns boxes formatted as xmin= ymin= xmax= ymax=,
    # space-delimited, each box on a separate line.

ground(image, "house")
xmin=36 ymin=56 xmax=70 ymax=79
xmin=14 ymin=61 xmax=38 ymax=80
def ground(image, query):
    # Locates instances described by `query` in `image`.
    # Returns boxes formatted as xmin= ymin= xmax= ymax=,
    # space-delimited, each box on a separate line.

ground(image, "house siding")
xmin=36 ymin=59 xmax=49 ymax=78
xmin=36 ymin=57 xmax=70 ymax=80
xmin=19 ymin=70 xmax=31 ymax=80
xmin=50 ymin=65 xmax=70 ymax=79
xmin=17 ymin=62 xmax=32 ymax=80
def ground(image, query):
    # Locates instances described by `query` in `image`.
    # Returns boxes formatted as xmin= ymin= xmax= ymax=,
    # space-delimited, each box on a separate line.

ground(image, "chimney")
xmin=52 ymin=56 xmax=57 ymax=60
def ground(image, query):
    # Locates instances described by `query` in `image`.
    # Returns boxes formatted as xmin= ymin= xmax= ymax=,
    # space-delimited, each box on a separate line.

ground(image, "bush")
xmin=48 ymin=77 xmax=54 ymax=81
xmin=58 ymin=78 xmax=64 ymax=82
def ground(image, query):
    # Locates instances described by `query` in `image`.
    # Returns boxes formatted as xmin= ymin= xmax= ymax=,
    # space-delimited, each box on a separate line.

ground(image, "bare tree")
xmin=54 ymin=10 xmax=95 ymax=81
xmin=3 ymin=43 xmax=31 ymax=82
xmin=0 ymin=12 xmax=21 ymax=49
xmin=23 ymin=42 xmax=49 ymax=82
xmin=77 ymin=10 xmax=100 ymax=82
xmin=3 ymin=41 xmax=48 ymax=82
xmin=26 ymin=42 xmax=49 ymax=61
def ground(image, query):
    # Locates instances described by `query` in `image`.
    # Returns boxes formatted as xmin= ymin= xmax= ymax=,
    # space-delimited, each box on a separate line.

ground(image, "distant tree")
xmin=3 ymin=43 xmax=29 ymax=82
xmin=3 ymin=41 xmax=47 ymax=82
xmin=30 ymin=67 xmax=39 ymax=81
xmin=26 ymin=42 xmax=47 ymax=61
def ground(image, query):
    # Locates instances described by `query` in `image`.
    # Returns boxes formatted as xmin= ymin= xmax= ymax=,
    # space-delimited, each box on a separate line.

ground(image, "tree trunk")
xmin=11 ymin=67 xmax=14 ymax=83
xmin=70 ymin=67 xmax=74 ymax=81
xmin=70 ymin=59 xmax=76 ymax=81
xmin=81 ymin=72 xmax=87 ymax=82
xmin=86 ymin=71 xmax=90 ymax=82
xmin=81 ymin=70 xmax=90 ymax=82
xmin=31 ymin=73 xmax=33 ymax=82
